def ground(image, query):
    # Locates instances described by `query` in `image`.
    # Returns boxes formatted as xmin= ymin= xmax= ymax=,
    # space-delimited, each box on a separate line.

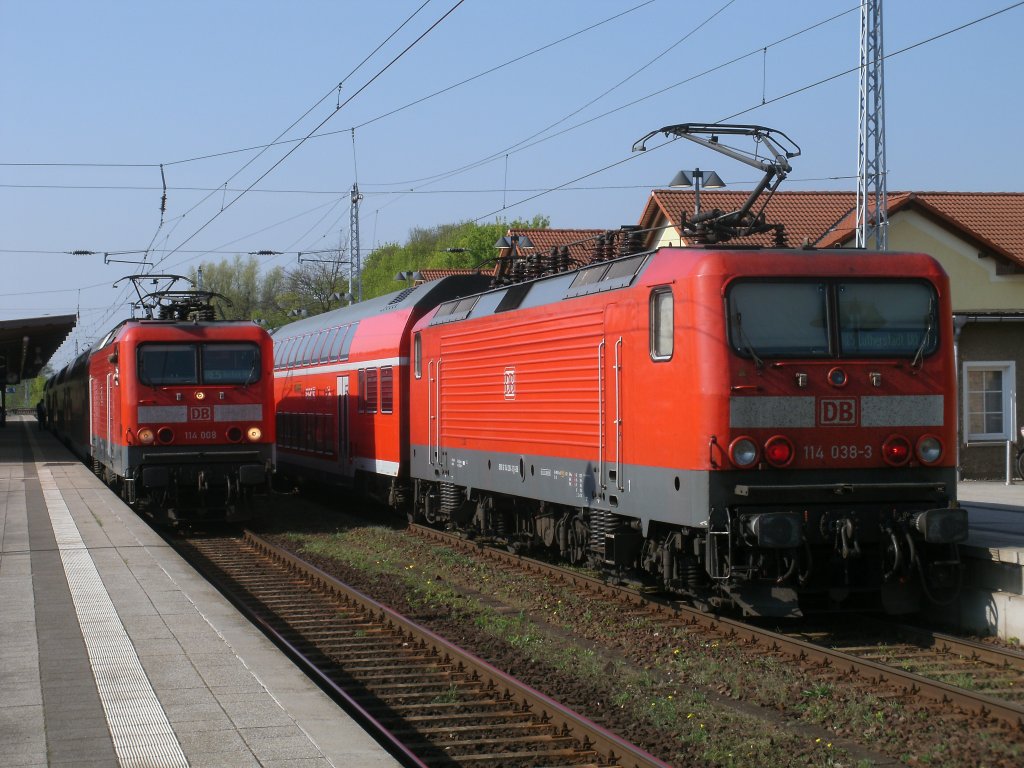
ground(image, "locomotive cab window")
xmin=201 ymin=343 xmax=260 ymax=384
xmin=650 ymin=288 xmax=673 ymax=360
xmin=138 ymin=344 xmax=198 ymax=385
xmin=726 ymin=279 xmax=939 ymax=360
xmin=138 ymin=343 xmax=260 ymax=386
xmin=414 ymin=333 xmax=422 ymax=379
xmin=836 ymin=281 xmax=937 ymax=357
xmin=728 ymin=282 xmax=829 ymax=358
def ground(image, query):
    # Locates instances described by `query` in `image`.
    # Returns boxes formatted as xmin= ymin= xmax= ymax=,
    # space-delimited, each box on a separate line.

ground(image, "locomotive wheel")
xmin=566 ymin=517 xmax=589 ymax=564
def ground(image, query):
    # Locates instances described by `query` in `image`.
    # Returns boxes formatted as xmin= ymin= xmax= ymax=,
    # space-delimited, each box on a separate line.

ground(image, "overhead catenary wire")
xmin=462 ymin=1 xmax=1024 ymax=223
xmin=12 ymin=1 xmax=1024 ymax=352
xmin=146 ymin=0 xmax=467 ymax=274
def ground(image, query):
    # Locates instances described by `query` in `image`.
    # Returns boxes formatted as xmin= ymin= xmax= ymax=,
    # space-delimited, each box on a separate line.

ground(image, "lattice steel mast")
xmin=856 ymin=0 xmax=888 ymax=249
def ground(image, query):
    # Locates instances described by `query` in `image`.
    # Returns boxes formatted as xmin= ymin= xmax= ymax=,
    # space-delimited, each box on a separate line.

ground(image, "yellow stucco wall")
xmin=884 ymin=210 xmax=1024 ymax=312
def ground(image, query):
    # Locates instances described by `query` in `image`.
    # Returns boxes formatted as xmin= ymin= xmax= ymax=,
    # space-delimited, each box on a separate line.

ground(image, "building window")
xmin=963 ymin=361 xmax=1016 ymax=442
xmin=650 ymin=288 xmax=673 ymax=360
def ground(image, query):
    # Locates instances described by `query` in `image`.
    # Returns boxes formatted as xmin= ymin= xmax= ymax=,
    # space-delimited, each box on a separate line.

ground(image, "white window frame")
xmin=649 ymin=287 xmax=674 ymax=361
xmin=962 ymin=360 xmax=1016 ymax=443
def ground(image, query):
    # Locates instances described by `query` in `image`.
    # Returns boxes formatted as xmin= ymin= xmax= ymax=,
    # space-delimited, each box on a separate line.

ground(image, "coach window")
xmin=357 ymin=369 xmax=366 ymax=413
xmin=649 ymin=288 xmax=674 ymax=360
xmin=339 ymin=322 xmax=358 ymax=361
xmin=328 ymin=326 xmax=347 ymax=361
xmin=414 ymin=333 xmax=422 ymax=378
xmin=310 ymin=329 xmax=330 ymax=363
xmin=288 ymin=335 xmax=303 ymax=366
xmin=365 ymin=367 xmax=379 ymax=414
xmin=294 ymin=334 xmax=311 ymax=366
xmin=380 ymin=366 xmax=393 ymax=414
xmin=284 ymin=337 xmax=299 ymax=368
xmin=320 ymin=327 xmax=340 ymax=363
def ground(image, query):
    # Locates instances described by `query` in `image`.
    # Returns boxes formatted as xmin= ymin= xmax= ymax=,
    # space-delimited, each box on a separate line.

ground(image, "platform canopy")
xmin=0 ymin=314 xmax=77 ymax=384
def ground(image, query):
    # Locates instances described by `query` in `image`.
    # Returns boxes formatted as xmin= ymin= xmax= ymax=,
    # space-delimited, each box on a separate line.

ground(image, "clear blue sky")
xmin=2 ymin=0 xmax=1022 ymax=366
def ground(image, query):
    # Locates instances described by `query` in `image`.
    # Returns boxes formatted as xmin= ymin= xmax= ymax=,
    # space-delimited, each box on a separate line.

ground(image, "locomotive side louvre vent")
xmin=565 ymin=253 xmax=649 ymax=299
xmin=430 ymin=295 xmax=482 ymax=325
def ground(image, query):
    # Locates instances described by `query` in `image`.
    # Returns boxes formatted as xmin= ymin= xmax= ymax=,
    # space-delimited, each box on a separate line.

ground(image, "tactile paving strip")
xmin=37 ymin=464 xmax=189 ymax=768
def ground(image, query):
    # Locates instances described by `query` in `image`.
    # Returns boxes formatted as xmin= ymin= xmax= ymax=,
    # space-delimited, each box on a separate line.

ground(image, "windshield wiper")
xmin=734 ymin=312 xmax=765 ymax=369
xmin=911 ymin=299 xmax=936 ymax=369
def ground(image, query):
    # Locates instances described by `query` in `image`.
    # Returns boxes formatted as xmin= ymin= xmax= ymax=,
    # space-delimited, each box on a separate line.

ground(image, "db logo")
xmin=190 ymin=406 xmax=213 ymax=421
xmin=819 ymin=398 xmax=857 ymax=426
xmin=503 ymin=367 xmax=516 ymax=400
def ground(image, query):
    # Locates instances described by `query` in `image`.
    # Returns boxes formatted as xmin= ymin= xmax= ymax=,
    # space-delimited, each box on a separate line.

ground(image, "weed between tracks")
xmin=268 ymin=518 xmax=1022 ymax=768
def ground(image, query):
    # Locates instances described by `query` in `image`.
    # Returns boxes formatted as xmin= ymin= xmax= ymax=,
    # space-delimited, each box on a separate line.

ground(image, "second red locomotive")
xmin=47 ymin=277 xmax=275 ymax=523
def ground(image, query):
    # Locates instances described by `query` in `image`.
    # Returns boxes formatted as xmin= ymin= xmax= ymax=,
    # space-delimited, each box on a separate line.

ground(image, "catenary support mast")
xmin=856 ymin=0 xmax=888 ymax=249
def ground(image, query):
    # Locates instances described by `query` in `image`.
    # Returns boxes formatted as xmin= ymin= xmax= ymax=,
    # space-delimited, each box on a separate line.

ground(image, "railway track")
xmin=173 ymin=530 xmax=672 ymax=768
xmin=409 ymin=525 xmax=1024 ymax=732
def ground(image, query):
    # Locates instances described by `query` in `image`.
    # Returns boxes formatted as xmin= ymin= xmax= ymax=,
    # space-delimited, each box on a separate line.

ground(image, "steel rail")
xmin=168 ymin=531 xmax=428 ymax=768
xmin=410 ymin=525 xmax=1024 ymax=731
xmin=244 ymin=530 xmax=674 ymax=768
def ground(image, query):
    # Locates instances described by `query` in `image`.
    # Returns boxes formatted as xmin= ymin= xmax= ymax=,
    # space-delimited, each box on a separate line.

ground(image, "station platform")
xmin=0 ymin=416 xmax=400 ymax=768
xmin=954 ymin=480 xmax=1024 ymax=641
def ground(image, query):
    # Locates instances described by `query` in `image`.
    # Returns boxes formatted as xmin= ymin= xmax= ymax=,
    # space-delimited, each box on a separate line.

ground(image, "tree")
xmin=359 ymin=215 xmax=549 ymax=300
xmin=189 ymin=255 xmax=262 ymax=321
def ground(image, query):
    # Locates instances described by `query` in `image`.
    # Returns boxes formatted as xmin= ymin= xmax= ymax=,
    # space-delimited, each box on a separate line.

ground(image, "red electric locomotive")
xmin=407 ymin=245 xmax=964 ymax=615
xmin=47 ymin=276 xmax=275 ymax=522
xmin=272 ymin=124 xmax=967 ymax=616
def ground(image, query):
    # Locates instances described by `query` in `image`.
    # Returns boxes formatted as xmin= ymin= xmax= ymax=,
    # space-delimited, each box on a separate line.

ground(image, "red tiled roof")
xmin=903 ymin=193 xmax=1024 ymax=269
xmin=415 ymin=268 xmax=483 ymax=282
xmin=639 ymin=190 xmax=1024 ymax=269
xmin=639 ymin=190 xmax=857 ymax=248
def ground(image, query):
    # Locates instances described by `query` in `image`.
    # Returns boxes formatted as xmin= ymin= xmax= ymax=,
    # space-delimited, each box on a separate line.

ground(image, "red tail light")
xmin=763 ymin=435 xmax=794 ymax=467
xmin=882 ymin=435 xmax=911 ymax=466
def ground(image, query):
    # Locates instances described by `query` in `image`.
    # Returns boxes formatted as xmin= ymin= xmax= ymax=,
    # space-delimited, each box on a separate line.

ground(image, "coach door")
xmin=336 ymin=376 xmax=350 ymax=473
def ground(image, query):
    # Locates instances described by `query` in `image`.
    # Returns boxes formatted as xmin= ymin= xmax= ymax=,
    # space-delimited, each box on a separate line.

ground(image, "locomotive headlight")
xmin=246 ymin=426 xmax=262 ymax=442
xmin=763 ymin=435 xmax=794 ymax=467
xmin=195 ymin=391 xmax=206 ymax=400
xmin=911 ymin=508 xmax=968 ymax=544
xmin=729 ymin=437 xmax=759 ymax=468
xmin=916 ymin=435 xmax=943 ymax=464
xmin=138 ymin=427 xmax=155 ymax=445
xmin=882 ymin=435 xmax=911 ymax=466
